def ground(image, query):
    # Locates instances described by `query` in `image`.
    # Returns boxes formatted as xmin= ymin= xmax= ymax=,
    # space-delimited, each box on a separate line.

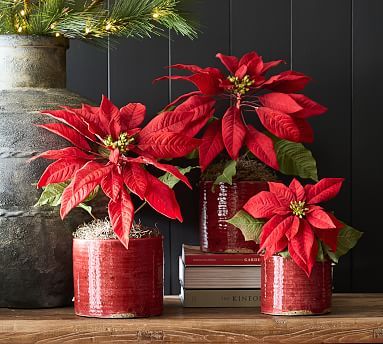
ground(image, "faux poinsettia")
xmin=156 ymin=51 xmax=326 ymax=179
xmin=228 ymin=178 xmax=362 ymax=276
xmin=33 ymin=96 xmax=208 ymax=248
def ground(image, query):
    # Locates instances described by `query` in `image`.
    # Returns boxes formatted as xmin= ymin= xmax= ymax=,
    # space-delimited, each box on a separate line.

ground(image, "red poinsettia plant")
xmin=156 ymin=51 xmax=327 ymax=176
xmin=228 ymin=178 xmax=362 ymax=276
xmin=33 ymin=95 xmax=211 ymax=248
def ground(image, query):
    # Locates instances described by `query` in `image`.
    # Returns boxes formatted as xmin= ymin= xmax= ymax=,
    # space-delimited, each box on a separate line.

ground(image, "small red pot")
xmin=199 ymin=181 xmax=268 ymax=253
xmin=73 ymin=236 xmax=163 ymax=318
xmin=261 ymin=255 xmax=332 ymax=315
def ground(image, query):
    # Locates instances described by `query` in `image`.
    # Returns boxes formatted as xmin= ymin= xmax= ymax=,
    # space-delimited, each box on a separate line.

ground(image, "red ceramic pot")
xmin=73 ymin=236 xmax=163 ymax=318
xmin=261 ymin=255 xmax=332 ymax=315
xmin=200 ymin=181 xmax=268 ymax=253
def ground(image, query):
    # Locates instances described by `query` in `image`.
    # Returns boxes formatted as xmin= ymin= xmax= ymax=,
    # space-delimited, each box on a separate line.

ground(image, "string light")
xmin=17 ymin=26 xmax=23 ymax=32
xmin=55 ymin=32 xmax=60 ymax=37
xmin=152 ymin=8 xmax=160 ymax=19
xmin=85 ymin=27 xmax=91 ymax=34
xmin=105 ymin=22 xmax=112 ymax=31
xmin=20 ymin=10 xmax=26 ymax=16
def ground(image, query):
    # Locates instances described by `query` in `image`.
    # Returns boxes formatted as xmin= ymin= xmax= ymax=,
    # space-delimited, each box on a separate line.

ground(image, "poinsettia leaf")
xmin=139 ymin=110 xmax=196 ymax=138
xmin=43 ymin=107 xmax=96 ymax=141
xmin=257 ymin=107 xmax=314 ymax=143
xmin=123 ymin=163 xmax=148 ymax=200
xmin=144 ymin=173 xmax=183 ymax=222
xmin=273 ymin=136 xmax=318 ymax=181
xmin=199 ymin=119 xmax=225 ymax=171
xmin=189 ymin=72 xmax=222 ymax=95
xmin=60 ymin=162 xmax=113 ymax=219
xmin=158 ymin=166 xmax=197 ymax=189
xmin=268 ymin=181 xmax=295 ymax=206
xmin=258 ymin=92 xmax=304 ymax=114
xmin=120 ymin=103 xmax=146 ymax=131
xmin=35 ymin=182 xmax=68 ymax=207
xmin=246 ymin=125 xmax=279 ymax=170
xmin=222 ymin=106 xmax=247 ymax=160
xmin=216 ymin=53 xmax=238 ymax=74
xmin=37 ymin=158 xmax=86 ymax=188
xmin=213 ymin=160 xmax=237 ymax=188
xmin=263 ymin=70 xmax=311 ymax=93
xmin=261 ymin=60 xmax=285 ymax=74
xmin=289 ymin=94 xmax=328 ymax=118
xmin=109 ymin=188 xmax=134 ymax=249
xmin=325 ymin=223 xmax=363 ymax=263
xmin=31 ymin=147 xmax=94 ymax=161
xmin=37 ymin=123 xmax=91 ymax=151
xmin=101 ymin=168 xmax=123 ymax=202
xmin=137 ymin=132 xmax=200 ymax=159
xmin=227 ymin=210 xmax=265 ymax=243
xmin=306 ymin=178 xmax=344 ymax=204
xmin=243 ymin=191 xmax=281 ymax=219
xmin=306 ymin=209 xmax=336 ymax=229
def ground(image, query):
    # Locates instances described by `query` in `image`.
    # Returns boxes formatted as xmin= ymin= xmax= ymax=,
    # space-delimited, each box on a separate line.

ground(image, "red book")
xmin=181 ymin=245 xmax=262 ymax=266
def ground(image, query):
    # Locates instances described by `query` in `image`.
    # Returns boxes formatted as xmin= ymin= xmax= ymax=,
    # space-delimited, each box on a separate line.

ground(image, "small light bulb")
xmin=85 ymin=27 xmax=90 ymax=34
xmin=17 ymin=26 xmax=23 ymax=32
xmin=152 ymin=12 xmax=160 ymax=19
xmin=55 ymin=32 xmax=60 ymax=37
xmin=20 ymin=9 xmax=25 ymax=16
xmin=50 ymin=23 xmax=56 ymax=29
xmin=105 ymin=22 xmax=112 ymax=31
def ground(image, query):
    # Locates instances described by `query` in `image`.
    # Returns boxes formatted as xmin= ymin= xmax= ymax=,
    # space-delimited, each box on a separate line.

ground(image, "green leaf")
xmin=213 ymin=160 xmax=237 ymax=188
xmin=226 ymin=210 xmax=265 ymax=243
xmin=185 ymin=149 xmax=199 ymax=160
xmin=158 ymin=166 xmax=197 ymax=189
xmin=273 ymin=137 xmax=318 ymax=181
xmin=316 ymin=240 xmax=326 ymax=262
xmin=34 ymin=182 xmax=68 ymax=207
xmin=279 ymin=250 xmax=290 ymax=259
xmin=325 ymin=223 xmax=363 ymax=263
xmin=84 ymin=186 xmax=99 ymax=202
xmin=77 ymin=203 xmax=94 ymax=218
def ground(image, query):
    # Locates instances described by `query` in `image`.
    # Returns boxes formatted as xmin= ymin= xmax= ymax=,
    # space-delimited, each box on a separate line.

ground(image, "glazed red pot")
xmin=199 ymin=181 xmax=268 ymax=253
xmin=73 ymin=236 xmax=163 ymax=318
xmin=261 ymin=255 xmax=332 ymax=315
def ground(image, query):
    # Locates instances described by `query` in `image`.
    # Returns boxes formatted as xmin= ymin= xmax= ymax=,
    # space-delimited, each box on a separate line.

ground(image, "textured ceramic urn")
xmin=261 ymin=255 xmax=332 ymax=315
xmin=199 ymin=181 xmax=268 ymax=253
xmin=0 ymin=35 xmax=92 ymax=308
xmin=73 ymin=236 xmax=164 ymax=318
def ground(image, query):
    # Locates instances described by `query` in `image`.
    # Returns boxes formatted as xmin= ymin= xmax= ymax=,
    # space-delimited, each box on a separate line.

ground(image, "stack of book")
xmin=179 ymin=245 xmax=261 ymax=307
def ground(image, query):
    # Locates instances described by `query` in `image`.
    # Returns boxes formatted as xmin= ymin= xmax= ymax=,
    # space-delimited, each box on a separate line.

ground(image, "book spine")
xmin=180 ymin=289 xmax=261 ymax=307
xmin=184 ymin=255 xmax=262 ymax=266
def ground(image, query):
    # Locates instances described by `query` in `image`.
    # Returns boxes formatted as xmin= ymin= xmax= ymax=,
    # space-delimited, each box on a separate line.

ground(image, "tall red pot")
xmin=261 ymin=255 xmax=332 ymax=315
xmin=200 ymin=181 xmax=268 ymax=253
xmin=73 ymin=236 xmax=163 ymax=318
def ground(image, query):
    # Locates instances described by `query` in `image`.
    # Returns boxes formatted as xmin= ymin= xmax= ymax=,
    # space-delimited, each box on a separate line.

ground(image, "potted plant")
xmin=156 ymin=51 xmax=327 ymax=253
xmin=34 ymin=96 xmax=204 ymax=317
xmin=0 ymin=0 xmax=197 ymax=308
xmin=228 ymin=178 xmax=362 ymax=315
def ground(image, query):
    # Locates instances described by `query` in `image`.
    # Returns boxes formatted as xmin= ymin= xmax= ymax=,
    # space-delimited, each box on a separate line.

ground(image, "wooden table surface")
xmin=0 ymin=294 xmax=383 ymax=343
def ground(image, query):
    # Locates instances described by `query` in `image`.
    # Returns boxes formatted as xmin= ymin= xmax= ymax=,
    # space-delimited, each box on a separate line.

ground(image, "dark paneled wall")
xmin=67 ymin=0 xmax=383 ymax=294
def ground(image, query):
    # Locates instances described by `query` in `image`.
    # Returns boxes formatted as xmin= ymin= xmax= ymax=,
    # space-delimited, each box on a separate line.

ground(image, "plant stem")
xmin=134 ymin=201 xmax=147 ymax=214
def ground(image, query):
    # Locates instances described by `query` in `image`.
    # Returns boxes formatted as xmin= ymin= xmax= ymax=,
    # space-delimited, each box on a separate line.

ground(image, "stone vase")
xmin=0 ymin=35 xmax=94 ymax=308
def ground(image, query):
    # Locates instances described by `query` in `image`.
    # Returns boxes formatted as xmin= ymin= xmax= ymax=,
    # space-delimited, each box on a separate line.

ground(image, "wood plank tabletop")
xmin=0 ymin=294 xmax=383 ymax=343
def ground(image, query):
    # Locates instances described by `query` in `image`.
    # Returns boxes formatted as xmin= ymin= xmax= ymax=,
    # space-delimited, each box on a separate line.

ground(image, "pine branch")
xmin=0 ymin=0 xmax=198 ymax=41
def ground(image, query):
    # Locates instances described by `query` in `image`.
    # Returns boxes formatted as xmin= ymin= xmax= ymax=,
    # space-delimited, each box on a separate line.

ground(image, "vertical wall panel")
xmin=231 ymin=0 xmax=291 ymax=65
xmin=293 ymin=0 xmax=352 ymax=291
xmin=352 ymin=0 xmax=383 ymax=292
xmin=67 ymin=40 xmax=108 ymax=102
xmin=169 ymin=0 xmax=231 ymax=294
xmin=109 ymin=38 xmax=171 ymax=294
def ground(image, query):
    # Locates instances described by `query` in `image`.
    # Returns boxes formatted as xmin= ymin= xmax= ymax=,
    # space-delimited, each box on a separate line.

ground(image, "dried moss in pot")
xmin=73 ymin=219 xmax=161 ymax=240
xmin=201 ymin=156 xmax=278 ymax=183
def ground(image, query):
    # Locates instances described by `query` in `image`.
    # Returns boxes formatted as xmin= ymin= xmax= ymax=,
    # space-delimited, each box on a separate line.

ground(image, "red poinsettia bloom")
xmin=34 ymin=96 xmax=208 ymax=248
xmin=243 ymin=178 xmax=345 ymax=276
xmin=156 ymin=51 xmax=327 ymax=171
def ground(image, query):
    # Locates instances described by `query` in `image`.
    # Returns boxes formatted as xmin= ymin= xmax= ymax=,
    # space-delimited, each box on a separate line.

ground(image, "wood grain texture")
xmin=1 ymin=295 xmax=383 ymax=343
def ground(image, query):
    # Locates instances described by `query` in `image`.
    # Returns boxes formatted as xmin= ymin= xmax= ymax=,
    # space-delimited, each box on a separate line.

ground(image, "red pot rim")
xmin=199 ymin=180 xmax=269 ymax=186
xmin=73 ymin=236 xmax=164 ymax=243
